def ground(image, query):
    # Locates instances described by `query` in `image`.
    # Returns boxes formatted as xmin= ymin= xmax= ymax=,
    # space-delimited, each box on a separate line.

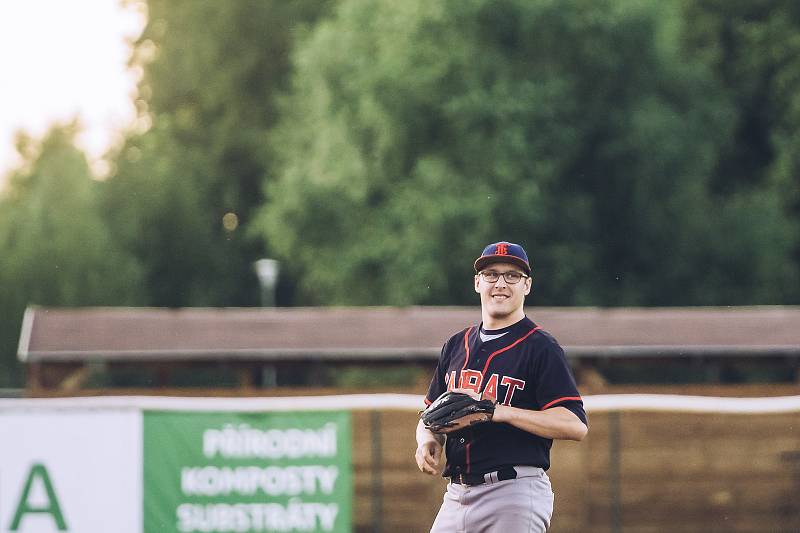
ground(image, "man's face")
xmin=474 ymin=261 xmax=531 ymax=320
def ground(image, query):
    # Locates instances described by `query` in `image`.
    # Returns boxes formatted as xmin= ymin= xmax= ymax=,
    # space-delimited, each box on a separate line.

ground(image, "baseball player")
xmin=415 ymin=241 xmax=588 ymax=532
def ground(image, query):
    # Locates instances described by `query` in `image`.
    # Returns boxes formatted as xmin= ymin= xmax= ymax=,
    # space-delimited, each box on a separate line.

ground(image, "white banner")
xmin=0 ymin=410 xmax=142 ymax=533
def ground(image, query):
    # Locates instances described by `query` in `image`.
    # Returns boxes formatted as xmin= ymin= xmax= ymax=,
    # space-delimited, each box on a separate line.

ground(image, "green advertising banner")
xmin=143 ymin=411 xmax=352 ymax=533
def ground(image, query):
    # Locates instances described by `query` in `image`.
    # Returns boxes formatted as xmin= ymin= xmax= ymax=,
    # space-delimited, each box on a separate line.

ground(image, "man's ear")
xmin=474 ymin=275 xmax=481 ymax=293
xmin=523 ymin=278 xmax=532 ymax=296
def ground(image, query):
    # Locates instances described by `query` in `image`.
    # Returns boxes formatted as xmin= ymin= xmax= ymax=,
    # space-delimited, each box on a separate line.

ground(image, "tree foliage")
xmin=104 ymin=0 xmax=333 ymax=306
xmin=256 ymin=0 xmax=798 ymax=306
xmin=0 ymin=124 xmax=143 ymax=385
xmin=679 ymin=0 xmax=800 ymax=301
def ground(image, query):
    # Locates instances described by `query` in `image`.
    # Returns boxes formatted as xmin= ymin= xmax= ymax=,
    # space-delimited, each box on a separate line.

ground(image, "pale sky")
xmin=0 ymin=0 xmax=146 ymax=187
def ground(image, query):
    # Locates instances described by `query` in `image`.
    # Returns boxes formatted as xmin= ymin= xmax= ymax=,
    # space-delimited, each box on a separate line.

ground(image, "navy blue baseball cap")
xmin=474 ymin=241 xmax=531 ymax=274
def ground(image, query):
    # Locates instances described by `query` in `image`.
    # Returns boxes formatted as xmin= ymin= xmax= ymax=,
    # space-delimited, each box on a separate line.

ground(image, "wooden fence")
xmin=352 ymin=385 xmax=800 ymax=532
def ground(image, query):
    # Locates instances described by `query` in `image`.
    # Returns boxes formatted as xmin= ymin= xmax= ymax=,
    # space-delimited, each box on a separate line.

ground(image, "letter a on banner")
xmin=9 ymin=463 xmax=68 ymax=531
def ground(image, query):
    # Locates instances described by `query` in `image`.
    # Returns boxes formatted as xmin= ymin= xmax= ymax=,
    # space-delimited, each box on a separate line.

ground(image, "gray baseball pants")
xmin=430 ymin=466 xmax=554 ymax=533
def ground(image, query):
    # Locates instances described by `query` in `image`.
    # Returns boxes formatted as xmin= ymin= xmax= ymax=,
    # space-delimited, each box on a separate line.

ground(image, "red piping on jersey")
xmin=480 ymin=326 xmax=541 ymax=377
xmin=460 ymin=327 xmax=474 ymax=374
xmin=465 ymin=434 xmax=472 ymax=473
xmin=426 ymin=327 xmax=473 ymax=405
xmin=541 ymin=396 xmax=583 ymax=410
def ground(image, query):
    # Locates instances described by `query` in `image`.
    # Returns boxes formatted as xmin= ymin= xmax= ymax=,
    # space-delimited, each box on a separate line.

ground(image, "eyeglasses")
xmin=479 ymin=270 xmax=529 ymax=284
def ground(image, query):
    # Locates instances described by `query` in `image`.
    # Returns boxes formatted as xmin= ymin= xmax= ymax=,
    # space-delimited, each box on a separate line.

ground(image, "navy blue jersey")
xmin=425 ymin=316 xmax=586 ymax=474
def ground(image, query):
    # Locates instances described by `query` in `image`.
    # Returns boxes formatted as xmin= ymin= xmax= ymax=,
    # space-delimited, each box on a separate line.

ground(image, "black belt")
xmin=450 ymin=466 xmax=517 ymax=486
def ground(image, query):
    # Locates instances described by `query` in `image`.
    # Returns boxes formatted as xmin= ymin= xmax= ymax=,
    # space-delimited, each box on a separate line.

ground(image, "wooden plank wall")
xmin=353 ymin=388 xmax=800 ymax=532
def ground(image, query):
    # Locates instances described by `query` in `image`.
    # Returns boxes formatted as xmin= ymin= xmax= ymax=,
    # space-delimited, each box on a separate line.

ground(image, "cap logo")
xmin=496 ymin=243 xmax=509 ymax=255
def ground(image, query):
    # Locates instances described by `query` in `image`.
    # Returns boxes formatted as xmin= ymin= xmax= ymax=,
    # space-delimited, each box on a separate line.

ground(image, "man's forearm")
xmin=493 ymin=405 xmax=587 ymax=441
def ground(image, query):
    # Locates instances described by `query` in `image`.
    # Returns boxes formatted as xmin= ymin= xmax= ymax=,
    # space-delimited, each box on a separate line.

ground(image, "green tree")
xmin=104 ymin=0 xmax=332 ymax=306
xmin=257 ymin=0 xmax=792 ymax=306
xmin=679 ymin=0 xmax=800 ymax=302
xmin=0 ymin=124 xmax=143 ymax=386
xmin=102 ymin=121 xmax=225 ymax=305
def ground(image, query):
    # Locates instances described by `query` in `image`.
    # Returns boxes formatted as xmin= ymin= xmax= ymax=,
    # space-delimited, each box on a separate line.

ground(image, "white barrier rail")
xmin=2 ymin=393 xmax=800 ymax=413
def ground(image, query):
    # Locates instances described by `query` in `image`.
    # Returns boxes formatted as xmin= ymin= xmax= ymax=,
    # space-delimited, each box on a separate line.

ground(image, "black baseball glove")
xmin=420 ymin=391 xmax=496 ymax=434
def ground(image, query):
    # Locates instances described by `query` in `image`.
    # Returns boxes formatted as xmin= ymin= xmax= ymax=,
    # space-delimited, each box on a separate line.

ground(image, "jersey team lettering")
xmin=445 ymin=370 xmax=525 ymax=405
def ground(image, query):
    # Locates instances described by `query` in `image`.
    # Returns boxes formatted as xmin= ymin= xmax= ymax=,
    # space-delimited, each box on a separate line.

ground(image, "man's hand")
xmin=415 ymin=439 xmax=443 ymax=476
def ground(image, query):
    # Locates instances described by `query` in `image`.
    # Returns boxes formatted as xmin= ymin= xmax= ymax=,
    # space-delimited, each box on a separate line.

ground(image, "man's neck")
xmin=481 ymin=308 xmax=525 ymax=330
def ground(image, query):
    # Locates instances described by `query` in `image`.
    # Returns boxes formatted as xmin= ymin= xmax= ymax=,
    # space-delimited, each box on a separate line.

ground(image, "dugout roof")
xmin=17 ymin=305 xmax=800 ymax=363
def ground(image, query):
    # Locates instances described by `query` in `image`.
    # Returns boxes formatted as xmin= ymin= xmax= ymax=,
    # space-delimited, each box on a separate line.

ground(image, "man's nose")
xmin=494 ymin=274 xmax=509 ymax=288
